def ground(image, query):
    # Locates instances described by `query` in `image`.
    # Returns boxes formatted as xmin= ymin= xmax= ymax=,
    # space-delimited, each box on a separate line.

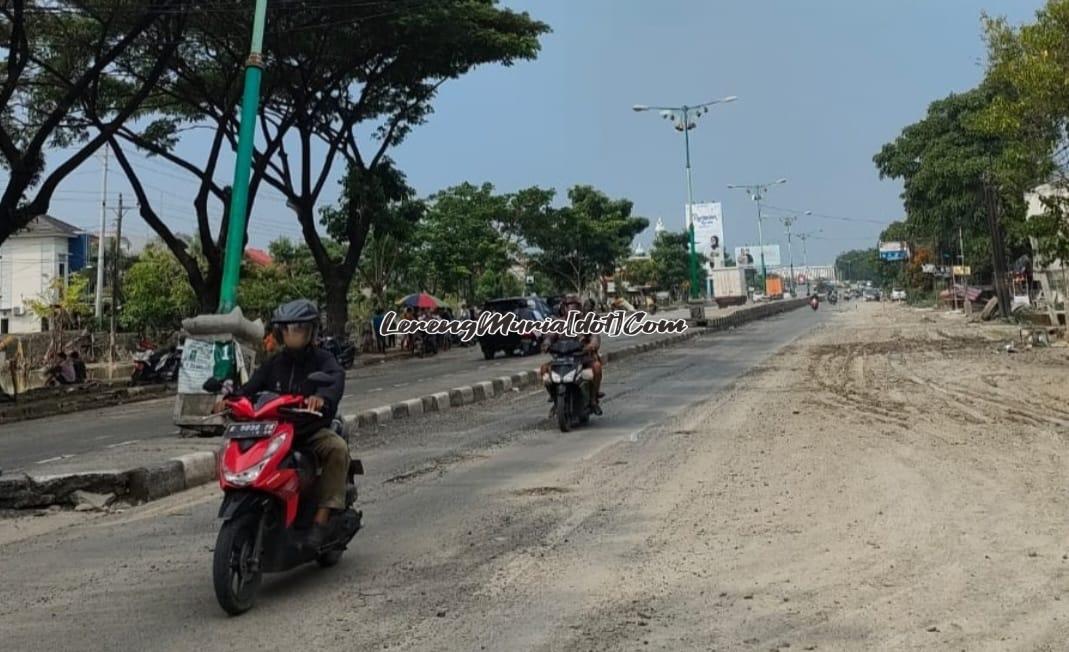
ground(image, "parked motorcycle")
xmin=130 ymin=346 xmax=182 ymax=385
xmin=206 ymin=373 xmax=363 ymax=616
xmin=319 ymin=336 xmax=356 ymax=369
xmin=543 ymin=339 xmax=598 ymax=432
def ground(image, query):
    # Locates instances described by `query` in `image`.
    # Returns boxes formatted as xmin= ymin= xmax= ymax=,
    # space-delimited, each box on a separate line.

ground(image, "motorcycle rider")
xmin=540 ymin=294 xmax=604 ymax=415
xmin=215 ymin=299 xmax=348 ymax=548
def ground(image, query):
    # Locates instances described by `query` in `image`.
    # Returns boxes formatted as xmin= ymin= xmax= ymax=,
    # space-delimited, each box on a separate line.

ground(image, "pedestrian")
xmin=70 ymin=350 xmax=87 ymax=383
xmin=372 ymin=308 xmax=386 ymax=354
xmin=47 ymin=352 xmax=76 ymax=386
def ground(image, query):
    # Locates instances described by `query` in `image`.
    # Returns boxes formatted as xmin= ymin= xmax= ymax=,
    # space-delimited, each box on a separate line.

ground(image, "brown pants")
xmin=304 ymin=428 xmax=349 ymax=511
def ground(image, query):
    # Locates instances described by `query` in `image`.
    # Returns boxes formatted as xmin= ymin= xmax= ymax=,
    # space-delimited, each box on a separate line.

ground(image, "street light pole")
xmin=218 ymin=0 xmax=269 ymax=314
xmin=779 ymin=210 xmax=810 ymax=296
xmin=634 ymin=96 xmax=736 ymax=300
xmin=727 ymin=179 xmax=787 ymax=283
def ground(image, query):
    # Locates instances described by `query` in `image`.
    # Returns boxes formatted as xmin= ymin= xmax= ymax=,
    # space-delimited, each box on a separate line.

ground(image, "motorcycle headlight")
xmin=550 ymin=371 xmax=562 ymax=384
xmin=561 ymin=369 xmax=577 ymax=383
xmin=223 ymin=433 xmax=286 ymax=486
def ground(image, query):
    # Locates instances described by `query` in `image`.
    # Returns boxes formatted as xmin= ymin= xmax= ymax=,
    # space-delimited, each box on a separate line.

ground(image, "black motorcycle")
xmin=320 ymin=336 xmax=356 ymax=369
xmin=131 ymin=346 xmax=182 ymax=385
xmin=544 ymin=339 xmax=597 ymax=432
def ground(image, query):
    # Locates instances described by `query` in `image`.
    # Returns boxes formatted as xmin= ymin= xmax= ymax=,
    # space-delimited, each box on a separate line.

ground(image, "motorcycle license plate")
xmin=224 ymin=421 xmax=277 ymax=439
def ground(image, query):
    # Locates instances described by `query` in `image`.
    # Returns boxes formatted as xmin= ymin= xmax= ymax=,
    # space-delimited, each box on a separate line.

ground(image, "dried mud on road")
xmin=363 ymin=302 xmax=1069 ymax=651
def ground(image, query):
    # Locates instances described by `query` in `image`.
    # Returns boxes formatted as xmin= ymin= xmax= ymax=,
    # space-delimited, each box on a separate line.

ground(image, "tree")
xmin=119 ymin=244 xmax=196 ymax=335
xmin=102 ymin=1 xmax=548 ymax=329
xmin=650 ymin=230 xmax=704 ymax=299
xmin=356 ymin=200 xmax=424 ymax=308
xmin=873 ymin=85 xmax=1039 ymax=281
xmin=417 ymin=182 xmax=515 ymax=302
xmin=0 ymin=0 xmax=188 ymax=245
xmin=523 ymin=185 xmax=648 ymax=295
xmin=619 ymin=257 xmax=657 ymax=290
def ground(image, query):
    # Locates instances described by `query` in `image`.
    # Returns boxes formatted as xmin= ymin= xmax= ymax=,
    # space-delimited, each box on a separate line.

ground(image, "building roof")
xmin=245 ymin=247 xmax=273 ymax=267
xmin=15 ymin=214 xmax=82 ymax=238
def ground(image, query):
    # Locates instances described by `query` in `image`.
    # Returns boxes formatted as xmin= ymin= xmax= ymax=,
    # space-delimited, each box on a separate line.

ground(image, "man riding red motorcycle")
xmin=215 ymin=298 xmax=348 ymax=549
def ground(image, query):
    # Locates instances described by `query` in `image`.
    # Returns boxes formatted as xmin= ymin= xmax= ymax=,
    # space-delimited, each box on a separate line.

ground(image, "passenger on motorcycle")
xmin=540 ymin=294 xmax=604 ymax=415
xmin=215 ymin=299 xmax=348 ymax=548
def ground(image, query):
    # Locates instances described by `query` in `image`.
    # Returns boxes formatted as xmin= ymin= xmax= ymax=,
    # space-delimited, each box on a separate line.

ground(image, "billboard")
xmin=687 ymin=202 xmax=725 ymax=271
xmin=734 ymin=244 xmax=781 ymax=268
xmin=879 ymin=241 xmax=910 ymax=261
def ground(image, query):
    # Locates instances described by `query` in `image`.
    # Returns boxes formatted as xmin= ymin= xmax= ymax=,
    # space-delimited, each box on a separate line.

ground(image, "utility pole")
xmin=94 ymin=147 xmax=109 ymax=319
xmin=217 ymin=0 xmax=269 ymax=314
xmin=782 ymin=215 xmax=796 ymax=295
xmin=728 ymin=179 xmax=788 ymax=283
xmin=109 ymin=194 xmax=133 ymax=369
xmin=983 ymin=175 xmax=1012 ymax=319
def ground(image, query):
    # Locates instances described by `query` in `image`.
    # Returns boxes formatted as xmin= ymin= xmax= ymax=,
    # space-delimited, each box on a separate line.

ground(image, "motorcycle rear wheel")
xmin=213 ymin=513 xmax=262 ymax=616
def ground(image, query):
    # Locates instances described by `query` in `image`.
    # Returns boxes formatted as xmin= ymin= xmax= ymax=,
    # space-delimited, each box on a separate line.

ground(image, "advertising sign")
xmin=878 ymin=241 xmax=910 ymax=261
xmin=687 ymin=202 xmax=725 ymax=272
xmin=734 ymin=244 xmax=781 ymax=268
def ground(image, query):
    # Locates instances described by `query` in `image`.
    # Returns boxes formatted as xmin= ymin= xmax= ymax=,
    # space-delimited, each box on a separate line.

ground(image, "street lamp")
xmin=727 ymin=179 xmax=787 ymax=282
xmin=779 ymin=210 xmax=811 ymax=295
xmin=796 ymin=229 xmax=821 ymax=295
xmin=633 ymin=95 xmax=737 ymax=300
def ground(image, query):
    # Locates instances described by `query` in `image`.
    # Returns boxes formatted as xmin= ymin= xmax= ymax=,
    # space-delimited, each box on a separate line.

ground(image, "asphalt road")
xmin=0 ymin=310 xmax=694 ymax=471
xmin=0 ymin=307 xmax=827 ymax=651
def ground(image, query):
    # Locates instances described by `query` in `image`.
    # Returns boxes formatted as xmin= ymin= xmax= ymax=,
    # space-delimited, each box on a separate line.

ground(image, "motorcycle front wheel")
xmin=556 ymin=392 xmax=571 ymax=432
xmin=213 ymin=513 xmax=263 ymax=616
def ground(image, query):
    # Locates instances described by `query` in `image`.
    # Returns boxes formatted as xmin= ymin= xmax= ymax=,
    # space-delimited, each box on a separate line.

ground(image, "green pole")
xmin=218 ymin=0 xmax=269 ymax=313
xmin=682 ymin=106 xmax=700 ymax=300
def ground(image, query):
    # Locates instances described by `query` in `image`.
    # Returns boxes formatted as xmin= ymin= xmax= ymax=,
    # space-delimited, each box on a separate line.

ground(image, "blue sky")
xmin=47 ymin=0 xmax=1045 ymax=265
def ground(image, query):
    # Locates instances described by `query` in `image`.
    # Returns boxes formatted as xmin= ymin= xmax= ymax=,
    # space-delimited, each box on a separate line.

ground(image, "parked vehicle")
xmin=319 ymin=336 xmax=356 ymax=369
xmin=479 ymin=296 xmax=552 ymax=360
xmin=891 ymin=288 xmax=907 ymax=302
xmin=765 ymin=275 xmax=785 ymax=300
xmin=710 ymin=267 xmax=748 ymax=308
xmin=544 ymin=338 xmax=597 ymax=432
xmin=130 ymin=346 xmax=182 ymax=385
xmin=207 ymin=373 xmax=363 ymax=616
xmin=752 ymin=291 xmax=767 ymax=303
xmin=863 ymin=289 xmax=881 ymax=302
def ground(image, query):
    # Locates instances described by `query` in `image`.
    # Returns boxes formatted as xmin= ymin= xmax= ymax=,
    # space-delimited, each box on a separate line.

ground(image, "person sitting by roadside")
xmin=46 ymin=352 xmax=77 ymax=386
xmin=70 ymin=351 xmax=87 ymax=383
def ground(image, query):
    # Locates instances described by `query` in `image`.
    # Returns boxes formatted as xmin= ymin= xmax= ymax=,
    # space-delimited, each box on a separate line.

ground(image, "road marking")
xmin=369 ymin=387 xmax=383 ymax=392
xmin=393 ymin=383 xmax=408 ymax=388
xmin=106 ymin=439 xmax=140 ymax=449
xmin=36 ymin=454 xmax=75 ymax=464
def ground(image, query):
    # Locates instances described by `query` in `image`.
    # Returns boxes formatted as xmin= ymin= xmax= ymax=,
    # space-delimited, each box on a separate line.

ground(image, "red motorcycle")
xmin=205 ymin=372 xmax=363 ymax=615
xmin=810 ymin=295 xmax=819 ymax=311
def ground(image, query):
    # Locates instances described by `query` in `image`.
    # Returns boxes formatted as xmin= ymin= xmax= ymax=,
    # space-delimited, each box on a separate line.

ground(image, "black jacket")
xmin=237 ymin=346 xmax=345 ymax=432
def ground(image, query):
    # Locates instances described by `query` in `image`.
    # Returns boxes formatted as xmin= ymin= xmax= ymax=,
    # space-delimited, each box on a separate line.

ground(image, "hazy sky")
xmin=45 ymin=0 xmax=1046 ymax=265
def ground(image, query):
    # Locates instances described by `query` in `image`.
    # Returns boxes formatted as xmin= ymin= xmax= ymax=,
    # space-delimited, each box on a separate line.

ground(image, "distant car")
xmin=479 ymin=296 xmax=552 ymax=359
xmin=863 ymin=289 xmax=880 ymax=302
xmin=891 ymin=288 xmax=907 ymax=301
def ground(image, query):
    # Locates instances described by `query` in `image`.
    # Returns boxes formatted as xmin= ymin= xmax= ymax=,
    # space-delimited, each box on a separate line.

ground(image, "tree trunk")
xmin=323 ymin=274 xmax=352 ymax=338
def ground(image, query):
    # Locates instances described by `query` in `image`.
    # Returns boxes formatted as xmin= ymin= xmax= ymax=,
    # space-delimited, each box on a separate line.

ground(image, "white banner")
xmin=687 ymin=202 xmax=725 ymax=272
xmin=734 ymin=244 xmax=781 ymax=268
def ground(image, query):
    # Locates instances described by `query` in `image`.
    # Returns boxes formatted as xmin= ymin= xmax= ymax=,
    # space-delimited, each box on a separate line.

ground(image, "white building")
xmin=0 ymin=215 xmax=89 ymax=334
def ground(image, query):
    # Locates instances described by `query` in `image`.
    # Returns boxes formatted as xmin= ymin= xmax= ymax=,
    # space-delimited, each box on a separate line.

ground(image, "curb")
xmin=0 ymin=383 xmax=174 ymax=426
xmin=1 ymin=300 xmax=807 ymax=510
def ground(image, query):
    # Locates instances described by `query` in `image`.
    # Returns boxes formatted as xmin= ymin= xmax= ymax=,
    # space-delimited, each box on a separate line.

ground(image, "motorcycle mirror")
xmin=202 ymin=377 xmax=223 ymax=393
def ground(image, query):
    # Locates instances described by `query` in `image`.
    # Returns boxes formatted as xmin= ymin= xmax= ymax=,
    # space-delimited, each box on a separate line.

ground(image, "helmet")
xmin=559 ymin=293 xmax=582 ymax=316
xmin=271 ymin=299 xmax=320 ymax=345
